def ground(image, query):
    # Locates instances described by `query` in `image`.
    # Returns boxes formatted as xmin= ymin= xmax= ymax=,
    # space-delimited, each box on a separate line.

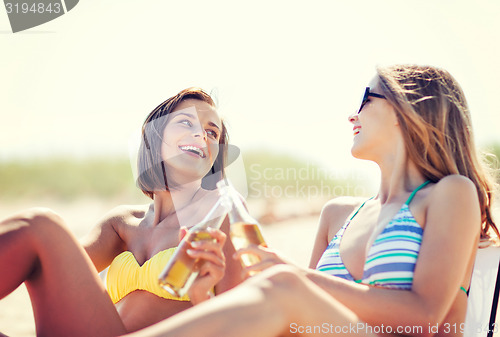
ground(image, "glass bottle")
xmin=218 ymin=180 xmax=267 ymax=270
xmin=158 ymin=195 xmax=229 ymax=297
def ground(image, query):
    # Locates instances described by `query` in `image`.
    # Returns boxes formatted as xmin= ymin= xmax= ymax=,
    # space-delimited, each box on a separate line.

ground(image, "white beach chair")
xmin=464 ymin=245 xmax=500 ymax=337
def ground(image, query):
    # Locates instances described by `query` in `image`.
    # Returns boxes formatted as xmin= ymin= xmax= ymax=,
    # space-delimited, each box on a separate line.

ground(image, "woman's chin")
xmin=164 ymin=161 xmax=211 ymax=179
xmin=350 ymin=145 xmax=362 ymax=159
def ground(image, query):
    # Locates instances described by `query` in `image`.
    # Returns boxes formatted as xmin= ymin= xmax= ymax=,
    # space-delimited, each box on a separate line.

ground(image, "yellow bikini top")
xmin=106 ymin=248 xmax=190 ymax=304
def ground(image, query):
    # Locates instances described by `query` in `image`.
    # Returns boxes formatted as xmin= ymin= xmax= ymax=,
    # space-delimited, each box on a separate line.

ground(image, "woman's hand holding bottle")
xmin=217 ymin=180 xmax=297 ymax=279
xmin=180 ymin=227 xmax=227 ymax=305
xmin=158 ymin=197 xmax=229 ymax=299
xmin=233 ymin=245 xmax=295 ymax=279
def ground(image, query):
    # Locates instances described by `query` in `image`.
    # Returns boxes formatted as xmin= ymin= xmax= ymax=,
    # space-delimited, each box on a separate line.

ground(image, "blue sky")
xmin=1 ymin=0 xmax=499 ymax=182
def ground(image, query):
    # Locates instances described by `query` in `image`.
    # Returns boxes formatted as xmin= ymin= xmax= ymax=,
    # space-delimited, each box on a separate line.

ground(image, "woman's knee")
xmin=1 ymin=207 xmax=67 ymax=240
xmin=250 ymin=265 xmax=310 ymax=305
xmin=265 ymin=265 xmax=308 ymax=289
xmin=24 ymin=207 xmax=64 ymax=225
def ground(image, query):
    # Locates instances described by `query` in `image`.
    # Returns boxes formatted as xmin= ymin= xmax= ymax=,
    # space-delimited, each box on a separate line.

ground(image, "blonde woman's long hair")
xmin=377 ymin=65 xmax=498 ymax=241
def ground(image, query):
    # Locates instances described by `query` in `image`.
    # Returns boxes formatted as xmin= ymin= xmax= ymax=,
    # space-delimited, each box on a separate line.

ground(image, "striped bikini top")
xmin=315 ymin=181 xmax=430 ymax=290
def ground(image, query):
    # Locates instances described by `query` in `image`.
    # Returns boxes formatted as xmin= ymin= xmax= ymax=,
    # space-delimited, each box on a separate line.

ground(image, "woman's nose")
xmin=348 ymin=112 xmax=358 ymax=124
xmin=193 ymin=128 xmax=207 ymax=141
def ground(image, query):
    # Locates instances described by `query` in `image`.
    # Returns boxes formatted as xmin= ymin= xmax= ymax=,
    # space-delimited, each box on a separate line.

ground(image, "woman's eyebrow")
xmin=208 ymin=121 xmax=220 ymax=131
xmin=173 ymin=110 xmax=220 ymax=131
xmin=173 ymin=112 xmax=196 ymax=119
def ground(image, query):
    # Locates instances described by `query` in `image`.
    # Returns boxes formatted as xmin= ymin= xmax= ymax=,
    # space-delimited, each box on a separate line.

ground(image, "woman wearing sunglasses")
xmin=1 ymin=66 xmax=497 ymax=337
xmin=215 ymin=64 xmax=497 ymax=336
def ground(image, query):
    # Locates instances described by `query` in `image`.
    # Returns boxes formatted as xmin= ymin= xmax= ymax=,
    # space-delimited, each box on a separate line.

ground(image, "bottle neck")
xmin=217 ymin=181 xmax=259 ymax=225
xmin=227 ymin=191 xmax=257 ymax=225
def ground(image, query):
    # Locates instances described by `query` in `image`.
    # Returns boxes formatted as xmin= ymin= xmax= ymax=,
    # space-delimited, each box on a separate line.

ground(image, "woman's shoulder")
xmin=321 ymin=196 xmax=367 ymax=218
xmin=99 ymin=204 xmax=150 ymax=228
xmin=433 ymin=174 xmax=475 ymax=188
xmin=314 ymin=196 xmax=367 ymax=242
xmin=429 ymin=175 xmax=478 ymax=204
xmin=318 ymin=196 xmax=366 ymax=232
xmin=423 ymin=175 xmax=481 ymax=231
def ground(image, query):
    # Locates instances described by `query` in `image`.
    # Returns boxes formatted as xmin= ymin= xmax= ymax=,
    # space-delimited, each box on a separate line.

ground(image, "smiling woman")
xmin=82 ymin=88 xmax=243 ymax=332
xmin=0 ymin=87 xmax=244 ymax=336
xmin=137 ymin=88 xmax=229 ymax=198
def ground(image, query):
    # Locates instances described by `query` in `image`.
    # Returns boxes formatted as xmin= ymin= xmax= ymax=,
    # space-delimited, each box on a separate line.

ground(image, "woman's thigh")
xmin=129 ymin=265 xmax=375 ymax=337
xmin=0 ymin=208 xmax=126 ymax=337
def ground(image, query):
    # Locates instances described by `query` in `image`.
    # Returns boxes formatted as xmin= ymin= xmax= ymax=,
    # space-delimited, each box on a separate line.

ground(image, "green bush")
xmin=0 ymin=157 xmax=143 ymax=202
xmin=483 ymin=143 xmax=500 ymax=183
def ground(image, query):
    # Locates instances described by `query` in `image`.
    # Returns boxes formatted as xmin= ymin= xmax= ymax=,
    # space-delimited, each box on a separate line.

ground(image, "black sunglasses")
xmin=358 ymin=87 xmax=386 ymax=114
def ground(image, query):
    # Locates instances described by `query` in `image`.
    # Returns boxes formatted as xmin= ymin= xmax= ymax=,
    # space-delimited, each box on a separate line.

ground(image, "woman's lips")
xmin=179 ymin=145 xmax=206 ymax=158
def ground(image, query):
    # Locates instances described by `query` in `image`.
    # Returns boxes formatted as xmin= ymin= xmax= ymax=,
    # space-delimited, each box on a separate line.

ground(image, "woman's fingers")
xmin=187 ymin=252 xmax=226 ymax=305
xmin=187 ymin=229 xmax=226 ymax=257
xmin=187 ymin=247 xmax=225 ymax=266
xmin=239 ymin=260 xmax=281 ymax=279
xmin=182 ymin=229 xmax=229 ymax=305
xmin=186 ymin=229 xmax=227 ymax=266
xmin=233 ymin=245 xmax=281 ymax=263
xmin=233 ymin=245 xmax=293 ymax=279
xmin=207 ymin=227 xmax=227 ymax=245
xmin=198 ymin=259 xmax=225 ymax=278
xmin=195 ymin=228 xmax=227 ymax=248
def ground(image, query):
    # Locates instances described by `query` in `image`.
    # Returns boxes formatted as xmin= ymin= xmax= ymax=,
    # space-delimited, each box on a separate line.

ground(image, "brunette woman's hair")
xmin=137 ymin=87 xmax=228 ymax=199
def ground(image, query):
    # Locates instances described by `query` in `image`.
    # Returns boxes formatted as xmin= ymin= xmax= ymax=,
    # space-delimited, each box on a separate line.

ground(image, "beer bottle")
xmin=158 ymin=193 xmax=229 ymax=297
xmin=218 ymin=180 xmax=267 ymax=270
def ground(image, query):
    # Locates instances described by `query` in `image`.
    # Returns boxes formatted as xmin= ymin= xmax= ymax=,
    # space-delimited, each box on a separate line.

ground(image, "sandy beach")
xmin=0 ymin=198 xmax=320 ymax=337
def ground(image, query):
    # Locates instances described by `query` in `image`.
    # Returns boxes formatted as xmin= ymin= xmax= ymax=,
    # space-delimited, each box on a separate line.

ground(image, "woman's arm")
xmin=304 ymin=175 xmax=480 ymax=335
xmin=309 ymin=197 xmax=361 ymax=268
xmin=80 ymin=205 xmax=135 ymax=272
xmin=238 ymin=176 xmax=480 ymax=336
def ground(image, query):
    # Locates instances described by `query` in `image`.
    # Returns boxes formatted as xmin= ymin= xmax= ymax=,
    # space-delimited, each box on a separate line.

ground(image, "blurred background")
xmin=1 ymin=1 xmax=500 ymax=336
xmin=1 ymin=0 xmax=499 ymax=221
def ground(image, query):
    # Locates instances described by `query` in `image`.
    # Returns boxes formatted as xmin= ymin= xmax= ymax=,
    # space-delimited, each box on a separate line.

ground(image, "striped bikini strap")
xmin=405 ymin=180 xmax=431 ymax=205
xmin=350 ymin=180 xmax=430 ymax=221
xmin=349 ymin=197 xmax=373 ymax=221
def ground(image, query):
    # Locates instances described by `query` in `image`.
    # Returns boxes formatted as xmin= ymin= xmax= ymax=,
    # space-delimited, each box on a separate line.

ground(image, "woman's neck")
xmin=151 ymin=180 xmax=202 ymax=226
xmin=376 ymin=143 xmax=426 ymax=204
